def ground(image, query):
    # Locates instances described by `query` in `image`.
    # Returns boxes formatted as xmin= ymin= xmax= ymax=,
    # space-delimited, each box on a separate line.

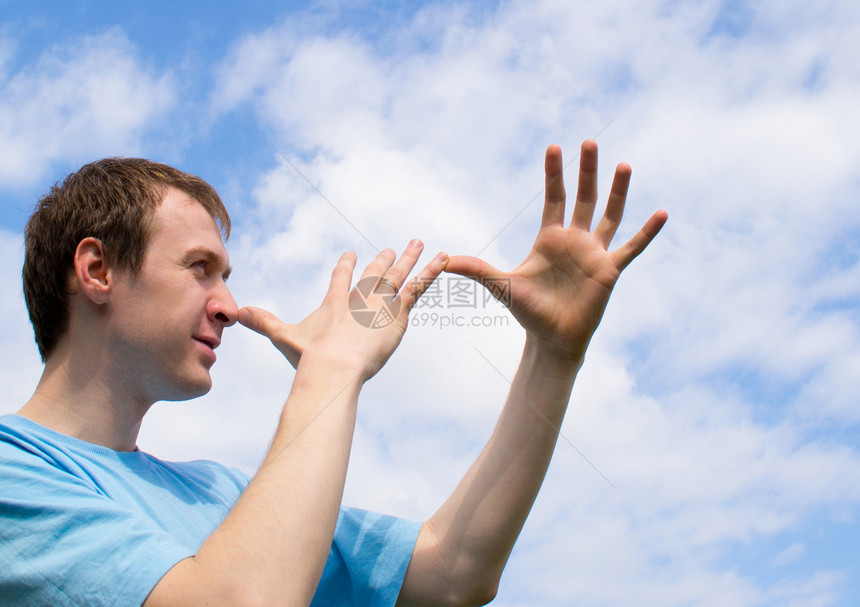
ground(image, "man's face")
xmin=106 ymin=187 xmax=237 ymax=405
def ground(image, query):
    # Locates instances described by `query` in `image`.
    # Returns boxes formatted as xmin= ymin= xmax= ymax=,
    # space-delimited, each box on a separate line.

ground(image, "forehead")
xmin=148 ymin=187 xmax=229 ymax=259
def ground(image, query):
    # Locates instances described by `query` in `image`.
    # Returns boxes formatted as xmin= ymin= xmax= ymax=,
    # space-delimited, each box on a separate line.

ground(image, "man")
xmin=0 ymin=141 xmax=666 ymax=606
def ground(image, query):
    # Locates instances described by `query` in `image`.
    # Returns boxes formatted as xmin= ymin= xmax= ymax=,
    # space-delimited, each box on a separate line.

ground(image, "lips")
xmin=193 ymin=335 xmax=220 ymax=363
xmin=193 ymin=335 xmax=220 ymax=350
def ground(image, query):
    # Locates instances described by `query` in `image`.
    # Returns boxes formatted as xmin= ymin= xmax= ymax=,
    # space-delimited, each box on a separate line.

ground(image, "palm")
xmin=505 ymin=227 xmax=618 ymax=356
xmin=447 ymin=141 xmax=667 ymax=361
xmin=240 ymin=244 xmax=448 ymax=380
xmin=281 ymin=286 xmax=410 ymax=371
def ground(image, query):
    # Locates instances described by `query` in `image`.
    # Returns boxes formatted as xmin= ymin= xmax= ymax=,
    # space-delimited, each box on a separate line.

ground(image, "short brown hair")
xmin=23 ymin=158 xmax=231 ymax=361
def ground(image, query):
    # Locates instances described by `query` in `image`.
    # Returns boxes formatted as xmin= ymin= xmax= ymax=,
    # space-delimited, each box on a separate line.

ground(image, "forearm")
xmin=403 ymin=338 xmax=581 ymax=605
xmin=399 ymin=140 xmax=665 ymax=606
xmin=438 ymin=337 xmax=579 ymax=562
xmin=146 ymin=350 xmax=363 ymax=607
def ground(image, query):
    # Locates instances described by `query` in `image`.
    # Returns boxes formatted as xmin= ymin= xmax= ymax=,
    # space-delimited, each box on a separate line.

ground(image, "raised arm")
xmin=397 ymin=141 xmax=667 ymax=606
xmin=145 ymin=242 xmax=447 ymax=607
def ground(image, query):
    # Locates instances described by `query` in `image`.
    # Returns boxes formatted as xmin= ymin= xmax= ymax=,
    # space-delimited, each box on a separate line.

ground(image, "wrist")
xmin=523 ymin=334 xmax=586 ymax=375
xmin=294 ymin=345 xmax=366 ymax=387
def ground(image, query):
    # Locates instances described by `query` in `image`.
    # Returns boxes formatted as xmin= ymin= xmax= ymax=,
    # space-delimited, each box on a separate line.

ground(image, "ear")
xmin=73 ymin=237 xmax=112 ymax=305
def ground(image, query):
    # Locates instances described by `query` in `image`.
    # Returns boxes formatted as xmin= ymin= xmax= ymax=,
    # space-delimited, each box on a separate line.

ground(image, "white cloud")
xmin=0 ymin=231 xmax=43 ymax=403
xmin=0 ymin=30 xmax=175 ymax=188
xmin=204 ymin=1 xmax=860 ymax=604
xmin=1 ymin=1 xmax=858 ymax=605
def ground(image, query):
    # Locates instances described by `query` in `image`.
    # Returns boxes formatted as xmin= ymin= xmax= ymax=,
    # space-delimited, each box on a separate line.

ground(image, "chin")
xmin=160 ymin=374 xmax=213 ymax=402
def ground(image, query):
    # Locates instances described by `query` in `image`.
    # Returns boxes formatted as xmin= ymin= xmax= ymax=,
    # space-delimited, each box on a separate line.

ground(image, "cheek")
xmin=115 ymin=305 xmax=183 ymax=349
xmin=113 ymin=279 xmax=205 ymax=341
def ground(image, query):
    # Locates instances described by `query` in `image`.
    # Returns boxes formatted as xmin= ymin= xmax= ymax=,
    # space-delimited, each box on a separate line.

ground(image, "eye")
xmin=191 ymin=260 xmax=209 ymax=275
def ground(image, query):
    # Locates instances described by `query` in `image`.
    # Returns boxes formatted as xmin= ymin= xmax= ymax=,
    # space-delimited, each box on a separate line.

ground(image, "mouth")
xmin=193 ymin=335 xmax=220 ymax=362
xmin=193 ymin=336 xmax=220 ymax=349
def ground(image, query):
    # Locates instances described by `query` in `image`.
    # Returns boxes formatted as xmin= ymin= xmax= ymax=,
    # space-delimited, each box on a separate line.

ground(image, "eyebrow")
xmin=183 ymin=247 xmax=233 ymax=280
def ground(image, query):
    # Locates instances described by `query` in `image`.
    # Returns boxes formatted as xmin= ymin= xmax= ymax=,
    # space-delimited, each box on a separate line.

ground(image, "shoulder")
xmin=0 ymin=414 xmax=72 ymax=472
xmin=150 ymin=456 xmax=251 ymax=495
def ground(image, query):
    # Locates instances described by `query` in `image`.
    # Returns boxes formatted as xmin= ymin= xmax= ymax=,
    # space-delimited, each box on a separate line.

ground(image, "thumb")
xmin=443 ymin=255 xmax=504 ymax=282
xmin=239 ymin=306 xmax=301 ymax=369
xmin=444 ymin=256 xmax=512 ymax=308
xmin=238 ymin=306 xmax=285 ymax=340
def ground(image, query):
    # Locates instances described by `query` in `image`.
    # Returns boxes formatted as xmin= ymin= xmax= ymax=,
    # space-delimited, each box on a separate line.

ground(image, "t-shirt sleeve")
xmin=311 ymin=508 xmax=421 ymax=607
xmin=0 ymin=445 xmax=191 ymax=607
xmin=1 ymin=421 xmax=418 ymax=607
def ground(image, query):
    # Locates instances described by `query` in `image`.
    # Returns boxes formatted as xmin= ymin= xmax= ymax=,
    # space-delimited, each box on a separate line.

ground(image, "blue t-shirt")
xmin=0 ymin=414 xmax=419 ymax=606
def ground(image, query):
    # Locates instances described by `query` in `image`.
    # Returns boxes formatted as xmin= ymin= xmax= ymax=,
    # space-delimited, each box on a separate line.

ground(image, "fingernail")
xmin=410 ymin=238 xmax=422 ymax=248
xmin=238 ymin=308 xmax=250 ymax=325
xmin=436 ymin=252 xmax=449 ymax=262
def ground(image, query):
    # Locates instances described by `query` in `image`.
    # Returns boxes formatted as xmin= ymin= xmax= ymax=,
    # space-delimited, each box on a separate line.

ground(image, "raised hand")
xmin=240 ymin=241 xmax=448 ymax=381
xmin=445 ymin=140 xmax=667 ymax=362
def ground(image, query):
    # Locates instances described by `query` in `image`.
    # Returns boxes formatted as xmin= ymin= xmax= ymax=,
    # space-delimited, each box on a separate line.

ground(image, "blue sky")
xmin=2 ymin=1 xmax=859 ymax=605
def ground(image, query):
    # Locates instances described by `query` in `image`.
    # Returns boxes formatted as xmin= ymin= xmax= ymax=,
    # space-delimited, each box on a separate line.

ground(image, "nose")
xmin=207 ymin=282 xmax=239 ymax=327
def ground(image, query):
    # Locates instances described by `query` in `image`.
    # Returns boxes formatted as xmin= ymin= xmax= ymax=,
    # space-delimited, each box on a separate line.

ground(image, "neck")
xmin=18 ymin=344 xmax=150 ymax=452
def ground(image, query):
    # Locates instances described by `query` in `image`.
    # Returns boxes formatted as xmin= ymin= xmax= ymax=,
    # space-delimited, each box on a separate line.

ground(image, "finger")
xmin=238 ymin=306 xmax=301 ymax=368
xmin=442 ymin=254 xmax=511 ymax=307
xmin=611 ymin=209 xmax=668 ymax=271
xmin=325 ymin=251 xmax=357 ymax=302
xmin=238 ymin=306 xmax=286 ymax=340
xmin=381 ymin=239 xmax=424 ymax=291
xmin=358 ymin=248 xmax=396 ymax=284
xmin=594 ymin=162 xmax=632 ymax=248
xmin=571 ymin=139 xmax=599 ymax=231
xmin=540 ymin=144 xmax=566 ymax=228
xmin=443 ymin=255 xmax=505 ymax=282
xmin=399 ymin=252 xmax=450 ymax=312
